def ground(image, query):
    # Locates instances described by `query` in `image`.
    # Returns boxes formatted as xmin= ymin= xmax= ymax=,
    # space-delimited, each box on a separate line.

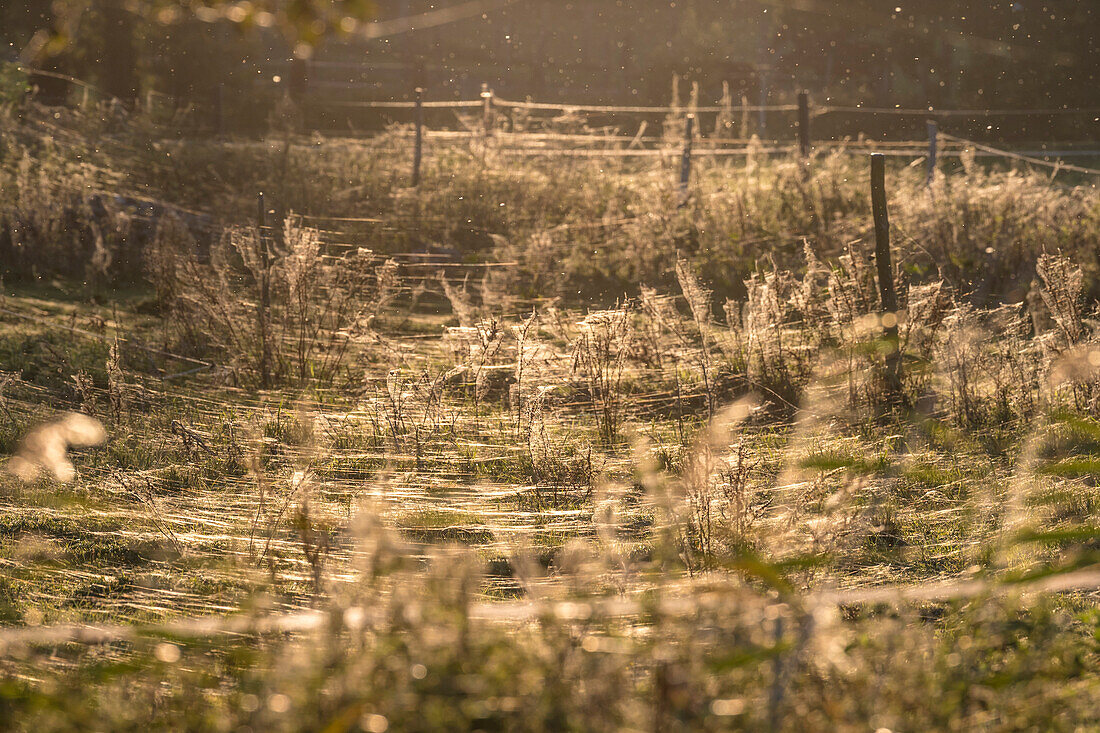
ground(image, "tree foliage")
xmin=15 ymin=0 xmax=378 ymax=62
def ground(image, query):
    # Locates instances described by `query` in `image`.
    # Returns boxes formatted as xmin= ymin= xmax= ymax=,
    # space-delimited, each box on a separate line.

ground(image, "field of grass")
xmin=2 ymin=97 xmax=1100 ymax=730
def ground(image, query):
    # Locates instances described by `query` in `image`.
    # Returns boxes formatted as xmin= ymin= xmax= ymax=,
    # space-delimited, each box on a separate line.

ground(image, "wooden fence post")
xmin=481 ymin=82 xmax=493 ymax=136
xmin=288 ymin=58 xmax=309 ymax=104
xmin=412 ymin=87 xmax=424 ymax=186
xmin=797 ymin=90 xmax=811 ymax=158
xmin=679 ymin=113 xmax=694 ymax=205
xmin=214 ymin=83 xmax=224 ymax=136
xmin=870 ymin=154 xmax=902 ymax=400
xmin=926 ymin=120 xmax=938 ymax=186
xmin=768 ymin=614 xmax=786 ymax=729
xmin=758 ymin=70 xmax=768 ymax=135
xmin=257 ymin=191 xmax=271 ymax=389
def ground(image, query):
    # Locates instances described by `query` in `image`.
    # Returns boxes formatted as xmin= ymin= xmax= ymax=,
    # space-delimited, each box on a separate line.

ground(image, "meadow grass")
xmin=1 ymin=100 xmax=1100 ymax=730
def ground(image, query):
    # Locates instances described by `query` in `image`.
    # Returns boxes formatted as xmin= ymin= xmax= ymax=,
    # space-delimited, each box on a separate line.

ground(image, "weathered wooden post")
xmin=926 ymin=120 xmax=938 ymax=186
xmin=679 ymin=113 xmax=695 ymax=205
xmin=797 ymin=90 xmax=811 ymax=158
xmin=481 ymin=82 xmax=493 ymax=136
xmin=214 ymin=83 xmax=224 ymax=136
xmin=288 ymin=58 xmax=309 ymax=104
xmin=870 ymin=154 xmax=902 ymax=399
xmin=412 ymin=87 xmax=424 ymax=187
xmin=257 ymin=192 xmax=271 ymax=389
xmin=757 ymin=70 xmax=768 ymax=136
xmin=768 ymin=614 xmax=786 ymax=730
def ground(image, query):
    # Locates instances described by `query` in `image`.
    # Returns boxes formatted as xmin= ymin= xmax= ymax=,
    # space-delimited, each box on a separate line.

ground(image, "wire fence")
xmin=15 ymin=64 xmax=1100 ymax=174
